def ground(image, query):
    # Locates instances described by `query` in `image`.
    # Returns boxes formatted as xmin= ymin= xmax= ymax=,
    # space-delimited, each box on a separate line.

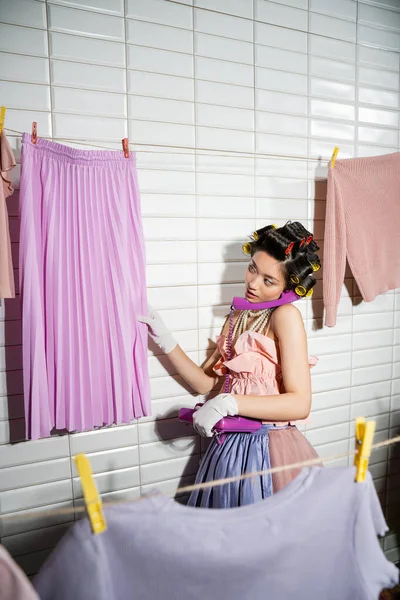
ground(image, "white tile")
xmin=139 ymin=170 xmax=195 ymax=194
xmin=194 ymin=8 xmax=253 ymax=42
xmin=49 ymin=0 xmax=123 ymax=14
xmin=1 ymin=0 xmax=46 ymax=28
xmin=359 ymin=3 xmax=400 ymax=31
xmin=272 ymin=0 xmax=306 ymax=7
xmin=196 ymin=104 xmax=253 ymax=132
xmin=0 ymin=458 xmax=71 ymax=492
xmin=198 ymin=218 xmax=254 ymax=240
xmin=0 ymin=81 xmax=50 ymax=111
xmin=256 ymin=90 xmax=307 ymax=116
xmin=196 ymin=126 xmax=254 ymax=153
xmin=310 ymin=0 xmax=357 ymax=20
xmin=128 ymin=71 xmax=194 ymax=102
xmin=311 ymin=119 xmax=355 ymax=141
xmin=353 ymin=329 xmax=393 ymax=351
xmin=359 ymin=86 xmax=399 ymax=109
xmin=313 ymin=352 xmax=352 ymax=374
xmin=0 ymin=480 xmax=73 ymax=513
xmin=353 ymin=347 xmax=393 ymax=369
xmin=128 ymin=46 xmax=193 ymax=78
xmin=358 ymin=126 xmax=398 ymax=146
xmin=310 ymin=56 xmax=355 ymax=82
xmin=48 ymin=4 xmax=124 ymax=40
xmin=255 ymin=45 xmax=307 ymax=75
xmin=358 ymin=24 xmax=400 ymax=52
xmin=310 ymin=13 xmax=356 ymax=42
xmin=308 ymin=333 xmax=352 ymax=356
xmin=0 ymin=53 xmax=49 ymax=85
xmin=257 ymin=133 xmax=308 ymax=157
xmin=141 ymin=194 xmax=196 ymax=217
xmin=51 ymin=60 xmax=126 ymax=93
xmin=139 ymin=435 xmax=199 ymax=464
xmin=0 ymin=500 xmax=73 ymax=538
xmin=130 ymin=120 xmax=194 ymax=148
xmin=352 ymin=380 xmax=391 ymax=403
xmin=312 ymin=370 xmax=351 ymax=393
xmin=255 ymin=21 xmax=307 ymax=52
xmin=147 ymin=263 xmax=197 ymax=286
xmin=150 ymin=308 xmax=198 ymax=333
xmin=198 ymin=240 xmax=246 ymax=262
xmin=255 ymin=175 xmax=308 ymax=198
xmin=196 ymin=172 xmax=254 ymax=196
xmin=146 ymin=240 xmax=197 ymax=263
xmin=352 ymin=364 xmax=392 ymax=386
xmin=2 ymin=522 xmax=70 ymax=557
xmin=194 ymin=0 xmax=253 ymax=18
xmin=195 ymin=56 xmax=253 ymax=87
xmin=256 ymin=157 xmax=308 ymax=178
xmin=128 ymin=96 xmax=194 ymax=125
xmin=147 ymin=286 xmax=197 ymax=310
xmin=71 ymin=446 xmax=139 ymax=476
xmin=256 ymin=68 xmax=307 ymax=95
xmin=351 ymin=397 xmax=390 ymax=419
xmin=358 ymin=106 xmax=399 ymax=128
xmin=69 ymin=424 xmax=138 ymax=454
xmin=53 ymin=113 xmax=126 ymax=140
xmin=52 ymin=87 xmax=126 ymax=118
xmin=49 ymin=32 xmax=125 ymax=67
xmin=358 ymin=45 xmax=399 ymax=72
xmin=126 ymin=19 xmax=193 ymax=53
xmin=140 ymin=454 xmax=199 ymax=485
xmin=311 ymin=78 xmax=355 ymax=101
xmin=150 ymin=374 xmax=193 ymax=399
xmin=194 ymin=33 xmax=253 ymax=65
xmin=198 ymin=261 xmax=246 ymax=284
xmin=307 ymin=423 xmax=350 ymax=446
xmin=198 ymin=281 xmax=244 ymax=306
xmin=73 ymin=466 xmax=140 ymax=497
xmin=255 ymin=1 xmax=307 ymax=31
xmin=142 ymin=217 xmax=196 ymax=240
xmin=0 ymin=23 xmax=48 ymax=57
xmin=126 ymin=0 xmax=192 ymax=28
xmin=195 ymin=80 xmax=254 ymax=109
xmin=137 ymin=149 xmax=195 ymax=171
xmin=256 ymin=112 xmax=307 ymax=137
xmin=256 ymin=198 xmax=308 ymax=220
xmin=198 ymin=196 xmax=254 ymax=219
xmin=310 ymin=99 xmax=355 ymax=121
xmin=359 ymin=66 xmax=399 ymax=90
xmin=308 ymin=405 xmax=350 ymax=429
xmin=313 ymin=387 xmax=351 ymax=409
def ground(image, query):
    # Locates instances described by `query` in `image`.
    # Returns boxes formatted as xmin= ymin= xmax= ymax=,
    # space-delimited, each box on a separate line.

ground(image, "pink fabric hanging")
xmin=20 ymin=133 xmax=150 ymax=440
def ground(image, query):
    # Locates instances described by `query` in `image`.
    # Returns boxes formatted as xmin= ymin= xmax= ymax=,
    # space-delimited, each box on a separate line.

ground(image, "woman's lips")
xmin=245 ymin=289 xmax=257 ymax=299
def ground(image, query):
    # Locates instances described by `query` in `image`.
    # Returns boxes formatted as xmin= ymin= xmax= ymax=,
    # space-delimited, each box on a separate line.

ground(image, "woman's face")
xmin=244 ymin=251 xmax=286 ymax=303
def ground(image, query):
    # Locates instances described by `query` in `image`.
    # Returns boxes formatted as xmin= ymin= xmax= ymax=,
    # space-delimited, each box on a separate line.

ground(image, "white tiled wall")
xmin=1 ymin=0 xmax=400 ymax=576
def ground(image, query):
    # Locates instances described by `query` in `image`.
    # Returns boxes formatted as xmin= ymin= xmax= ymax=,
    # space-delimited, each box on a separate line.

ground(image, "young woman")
xmin=139 ymin=222 xmax=321 ymax=508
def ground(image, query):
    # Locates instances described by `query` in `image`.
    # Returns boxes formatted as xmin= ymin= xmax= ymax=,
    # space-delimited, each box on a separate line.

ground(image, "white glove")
xmin=137 ymin=305 xmax=177 ymax=354
xmin=193 ymin=394 xmax=238 ymax=437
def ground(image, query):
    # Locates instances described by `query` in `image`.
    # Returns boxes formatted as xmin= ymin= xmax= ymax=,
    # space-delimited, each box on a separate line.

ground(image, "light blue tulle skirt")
xmin=188 ymin=425 xmax=276 ymax=509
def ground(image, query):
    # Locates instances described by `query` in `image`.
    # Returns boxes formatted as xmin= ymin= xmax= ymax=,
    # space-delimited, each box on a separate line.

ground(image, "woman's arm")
xmin=234 ymin=304 xmax=312 ymax=421
xmin=165 ymin=344 xmax=220 ymax=395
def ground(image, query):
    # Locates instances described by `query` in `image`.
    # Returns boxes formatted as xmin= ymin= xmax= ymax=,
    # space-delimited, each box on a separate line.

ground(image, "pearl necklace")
xmin=232 ymin=308 xmax=273 ymax=342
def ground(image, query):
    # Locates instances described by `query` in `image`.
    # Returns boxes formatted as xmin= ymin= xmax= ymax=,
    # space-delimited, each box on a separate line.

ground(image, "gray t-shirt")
xmin=34 ymin=467 xmax=398 ymax=600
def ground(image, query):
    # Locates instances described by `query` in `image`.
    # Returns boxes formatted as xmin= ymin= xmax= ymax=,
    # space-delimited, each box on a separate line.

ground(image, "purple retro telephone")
xmin=178 ymin=290 xmax=299 ymax=443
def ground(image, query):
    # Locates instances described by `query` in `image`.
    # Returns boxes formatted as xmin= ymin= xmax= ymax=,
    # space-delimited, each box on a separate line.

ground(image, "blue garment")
xmin=188 ymin=425 xmax=277 ymax=508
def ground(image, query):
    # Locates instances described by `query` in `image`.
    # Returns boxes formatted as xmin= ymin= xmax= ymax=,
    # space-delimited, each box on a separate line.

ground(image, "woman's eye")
xmin=264 ymin=279 xmax=273 ymax=286
xmin=248 ymin=264 xmax=256 ymax=273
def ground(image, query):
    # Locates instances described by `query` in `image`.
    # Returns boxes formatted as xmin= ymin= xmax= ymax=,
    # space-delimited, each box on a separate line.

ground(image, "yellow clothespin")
xmin=331 ymin=146 xmax=339 ymax=168
xmin=354 ymin=417 xmax=376 ymax=482
xmin=74 ymin=453 xmax=107 ymax=534
xmin=0 ymin=107 xmax=6 ymax=134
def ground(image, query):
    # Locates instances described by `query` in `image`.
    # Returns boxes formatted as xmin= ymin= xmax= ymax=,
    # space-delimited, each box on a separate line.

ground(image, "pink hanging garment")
xmin=0 ymin=544 xmax=39 ymax=600
xmin=0 ymin=130 xmax=16 ymax=298
xmin=323 ymin=152 xmax=400 ymax=326
xmin=19 ymin=134 xmax=150 ymax=439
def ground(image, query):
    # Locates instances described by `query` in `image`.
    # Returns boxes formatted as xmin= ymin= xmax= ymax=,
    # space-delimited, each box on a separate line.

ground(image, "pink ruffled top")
xmin=214 ymin=330 xmax=318 ymax=424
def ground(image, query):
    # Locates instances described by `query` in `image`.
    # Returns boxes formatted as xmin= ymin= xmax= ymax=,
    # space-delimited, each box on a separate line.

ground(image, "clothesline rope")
xmin=5 ymin=127 xmax=331 ymax=163
xmin=2 ymin=433 xmax=400 ymax=523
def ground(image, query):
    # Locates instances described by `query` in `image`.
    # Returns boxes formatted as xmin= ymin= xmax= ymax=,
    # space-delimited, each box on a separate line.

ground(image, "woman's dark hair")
xmin=243 ymin=221 xmax=321 ymax=297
